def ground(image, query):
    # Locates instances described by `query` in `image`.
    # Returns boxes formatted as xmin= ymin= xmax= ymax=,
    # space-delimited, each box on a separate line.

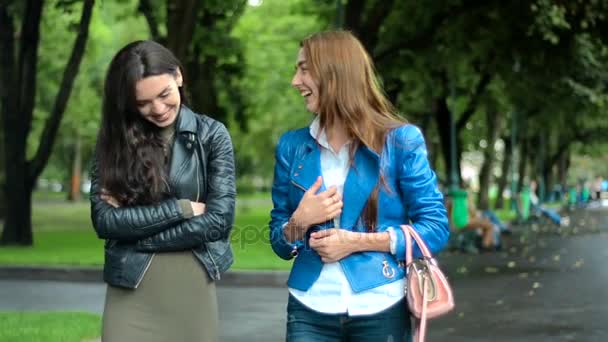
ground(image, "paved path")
xmin=0 ymin=280 xmax=287 ymax=341
xmin=1 ymin=207 xmax=607 ymax=341
xmin=2 ymin=231 xmax=607 ymax=341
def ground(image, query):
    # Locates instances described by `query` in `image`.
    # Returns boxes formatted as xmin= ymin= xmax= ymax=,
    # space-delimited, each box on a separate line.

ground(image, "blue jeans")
xmin=482 ymin=210 xmax=507 ymax=231
xmin=532 ymin=204 xmax=561 ymax=225
xmin=286 ymin=294 xmax=411 ymax=342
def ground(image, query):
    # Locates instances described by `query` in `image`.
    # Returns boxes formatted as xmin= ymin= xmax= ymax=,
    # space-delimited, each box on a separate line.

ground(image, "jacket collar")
xmin=293 ymin=121 xmax=381 ymax=229
xmin=175 ymin=105 xmax=198 ymax=134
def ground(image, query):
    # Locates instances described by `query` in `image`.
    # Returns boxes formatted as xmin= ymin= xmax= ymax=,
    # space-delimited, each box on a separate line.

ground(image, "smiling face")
xmin=135 ymin=71 xmax=183 ymax=127
xmin=291 ymin=48 xmax=319 ymax=114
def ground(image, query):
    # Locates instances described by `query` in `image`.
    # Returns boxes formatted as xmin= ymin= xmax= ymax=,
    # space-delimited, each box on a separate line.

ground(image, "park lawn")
xmin=0 ymin=311 xmax=101 ymax=342
xmin=0 ymin=195 xmax=292 ymax=270
xmin=0 ymin=193 xmax=571 ymax=269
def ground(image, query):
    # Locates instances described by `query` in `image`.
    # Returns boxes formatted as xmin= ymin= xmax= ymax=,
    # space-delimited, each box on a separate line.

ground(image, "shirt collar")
xmin=309 ymin=116 xmax=352 ymax=153
xmin=309 ymin=116 xmax=329 ymax=149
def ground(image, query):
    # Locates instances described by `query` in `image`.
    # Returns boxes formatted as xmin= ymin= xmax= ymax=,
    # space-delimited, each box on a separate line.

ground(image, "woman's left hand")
xmin=101 ymin=194 xmax=120 ymax=208
xmin=309 ymin=229 xmax=360 ymax=263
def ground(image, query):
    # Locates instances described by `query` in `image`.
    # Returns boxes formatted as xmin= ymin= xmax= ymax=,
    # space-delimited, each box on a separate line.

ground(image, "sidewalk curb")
xmin=0 ymin=266 xmax=289 ymax=287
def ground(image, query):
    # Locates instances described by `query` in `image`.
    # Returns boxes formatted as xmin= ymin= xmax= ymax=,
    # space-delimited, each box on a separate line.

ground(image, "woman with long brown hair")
xmin=90 ymin=40 xmax=236 ymax=341
xmin=269 ymin=31 xmax=449 ymax=341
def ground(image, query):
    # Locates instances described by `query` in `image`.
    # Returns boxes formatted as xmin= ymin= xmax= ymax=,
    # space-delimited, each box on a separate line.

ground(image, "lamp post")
xmin=510 ymin=60 xmax=521 ymax=214
xmin=538 ymin=134 xmax=546 ymax=203
xmin=449 ymin=83 xmax=459 ymax=192
xmin=448 ymin=82 xmax=469 ymax=229
xmin=510 ymin=109 xmax=518 ymax=212
xmin=335 ymin=0 xmax=345 ymax=29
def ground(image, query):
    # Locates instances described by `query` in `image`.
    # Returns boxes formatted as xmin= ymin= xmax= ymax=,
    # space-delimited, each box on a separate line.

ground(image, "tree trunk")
xmin=1 ymin=0 xmax=94 ymax=245
xmin=0 ymin=0 xmax=43 ymax=245
xmin=478 ymin=111 xmax=502 ymax=210
xmin=1 ymin=146 xmax=33 ymax=245
xmin=1 ymin=182 xmax=33 ymax=245
xmin=557 ymin=148 xmax=570 ymax=189
xmin=434 ymin=97 xmax=462 ymax=187
xmin=68 ymin=134 xmax=82 ymax=201
xmin=166 ymin=0 xmax=200 ymax=63
xmin=542 ymin=164 xmax=553 ymax=202
xmin=494 ymin=137 xmax=511 ymax=209
xmin=516 ymin=137 xmax=528 ymax=192
xmin=189 ymin=51 xmax=223 ymax=122
xmin=535 ymin=134 xmax=548 ymax=202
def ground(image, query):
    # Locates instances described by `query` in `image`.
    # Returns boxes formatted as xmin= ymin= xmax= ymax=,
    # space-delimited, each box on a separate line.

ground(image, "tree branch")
xmin=344 ymin=0 xmax=364 ymax=35
xmin=17 ymin=0 xmax=44 ymax=136
xmin=0 ymin=3 xmax=16 ymax=116
xmin=29 ymin=0 xmax=95 ymax=183
xmin=138 ymin=0 xmax=162 ymax=42
xmin=360 ymin=0 xmax=396 ymax=51
xmin=374 ymin=0 xmax=491 ymax=62
xmin=456 ymin=72 xmax=492 ymax=130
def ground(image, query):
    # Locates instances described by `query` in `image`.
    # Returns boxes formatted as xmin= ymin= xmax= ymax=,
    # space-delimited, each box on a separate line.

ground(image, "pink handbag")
xmin=401 ymin=225 xmax=455 ymax=342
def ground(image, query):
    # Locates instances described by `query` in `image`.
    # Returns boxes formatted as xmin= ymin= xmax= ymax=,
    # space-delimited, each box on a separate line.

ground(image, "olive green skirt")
xmin=101 ymin=251 xmax=218 ymax=342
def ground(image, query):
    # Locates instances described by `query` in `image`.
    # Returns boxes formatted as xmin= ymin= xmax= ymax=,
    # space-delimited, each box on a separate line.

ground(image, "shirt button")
xmin=298 ymin=165 xmax=303 ymax=169
xmin=294 ymin=172 xmax=299 ymax=177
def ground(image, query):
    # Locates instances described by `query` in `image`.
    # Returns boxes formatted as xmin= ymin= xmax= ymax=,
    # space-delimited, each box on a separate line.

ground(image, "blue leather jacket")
xmin=269 ymin=124 xmax=449 ymax=293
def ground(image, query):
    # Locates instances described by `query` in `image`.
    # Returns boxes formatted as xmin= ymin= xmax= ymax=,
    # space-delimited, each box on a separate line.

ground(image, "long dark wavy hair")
xmin=96 ymin=40 xmax=187 ymax=206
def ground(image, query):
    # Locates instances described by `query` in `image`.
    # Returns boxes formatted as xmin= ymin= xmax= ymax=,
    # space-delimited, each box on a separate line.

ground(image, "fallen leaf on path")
xmin=485 ymin=267 xmax=499 ymax=273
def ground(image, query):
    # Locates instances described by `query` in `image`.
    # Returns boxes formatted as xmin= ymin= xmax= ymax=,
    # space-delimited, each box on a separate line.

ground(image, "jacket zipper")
xmin=291 ymin=180 xmax=307 ymax=192
xmin=196 ymin=137 xmax=220 ymax=279
xmin=208 ymin=252 xmax=221 ymax=280
xmin=195 ymin=143 xmax=200 ymax=202
xmin=134 ymin=254 xmax=155 ymax=289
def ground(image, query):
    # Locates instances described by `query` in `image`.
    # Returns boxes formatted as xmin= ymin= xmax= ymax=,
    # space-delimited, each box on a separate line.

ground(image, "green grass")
xmin=0 ymin=311 xmax=101 ymax=342
xmin=1 ymin=191 xmax=569 ymax=269
xmin=0 ymin=194 xmax=291 ymax=270
xmin=0 ymin=231 xmax=103 ymax=266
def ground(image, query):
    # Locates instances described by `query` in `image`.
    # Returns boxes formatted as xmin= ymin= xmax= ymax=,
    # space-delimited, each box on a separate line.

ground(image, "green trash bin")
xmin=449 ymin=189 xmax=469 ymax=229
xmin=568 ymin=187 xmax=577 ymax=205
xmin=519 ymin=186 xmax=531 ymax=220
xmin=581 ymin=187 xmax=590 ymax=203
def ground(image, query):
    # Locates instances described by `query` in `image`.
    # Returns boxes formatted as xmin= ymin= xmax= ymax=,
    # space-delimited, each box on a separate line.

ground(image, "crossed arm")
xmin=91 ymin=124 xmax=236 ymax=252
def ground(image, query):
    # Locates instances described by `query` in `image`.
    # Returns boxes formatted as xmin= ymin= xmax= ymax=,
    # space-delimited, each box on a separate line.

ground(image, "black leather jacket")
xmin=90 ymin=106 xmax=236 ymax=289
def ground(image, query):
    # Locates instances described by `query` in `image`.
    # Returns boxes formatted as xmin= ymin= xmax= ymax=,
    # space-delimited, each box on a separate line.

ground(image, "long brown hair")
xmin=301 ymin=31 xmax=406 ymax=230
xmin=97 ymin=40 xmax=188 ymax=206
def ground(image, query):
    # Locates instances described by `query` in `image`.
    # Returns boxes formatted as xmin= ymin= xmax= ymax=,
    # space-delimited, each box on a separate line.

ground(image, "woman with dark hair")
xmin=90 ymin=40 xmax=236 ymax=341
xmin=269 ymin=31 xmax=449 ymax=341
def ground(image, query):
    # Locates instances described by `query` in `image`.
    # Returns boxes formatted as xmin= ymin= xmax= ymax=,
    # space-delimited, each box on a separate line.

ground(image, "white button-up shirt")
xmin=288 ymin=117 xmax=405 ymax=316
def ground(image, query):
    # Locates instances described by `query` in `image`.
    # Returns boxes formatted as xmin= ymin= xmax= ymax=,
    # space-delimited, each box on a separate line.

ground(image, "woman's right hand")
xmin=292 ymin=176 xmax=343 ymax=229
xmin=190 ymin=202 xmax=206 ymax=216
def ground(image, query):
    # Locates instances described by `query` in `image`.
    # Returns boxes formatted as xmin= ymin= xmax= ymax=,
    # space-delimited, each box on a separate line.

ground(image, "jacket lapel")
xmin=340 ymin=146 xmax=380 ymax=229
xmin=291 ymin=141 xmax=325 ymax=192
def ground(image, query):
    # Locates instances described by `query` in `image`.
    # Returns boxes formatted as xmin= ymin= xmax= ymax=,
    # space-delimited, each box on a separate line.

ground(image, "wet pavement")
xmin=0 ymin=207 xmax=606 ymax=341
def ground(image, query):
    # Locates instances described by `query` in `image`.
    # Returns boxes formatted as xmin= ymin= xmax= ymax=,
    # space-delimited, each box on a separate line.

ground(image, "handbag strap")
xmin=402 ymin=225 xmax=431 ymax=342
xmin=402 ymin=225 xmax=433 ymax=265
